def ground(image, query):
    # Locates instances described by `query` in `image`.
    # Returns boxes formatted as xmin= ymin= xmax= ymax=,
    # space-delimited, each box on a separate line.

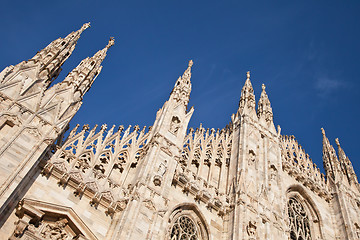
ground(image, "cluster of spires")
xmin=169 ymin=62 xmax=275 ymax=131
xmin=234 ymin=71 xmax=275 ymax=132
xmin=282 ymin=128 xmax=358 ymax=189
xmin=7 ymin=22 xmax=114 ymax=100
xmin=240 ymin=72 xmax=358 ymax=188
xmin=22 ymin=23 xmax=357 ymax=189
xmin=321 ymin=128 xmax=358 ymax=186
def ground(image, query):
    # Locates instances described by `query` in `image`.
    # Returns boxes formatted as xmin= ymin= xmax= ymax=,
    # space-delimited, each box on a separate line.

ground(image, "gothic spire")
xmin=238 ymin=71 xmax=256 ymax=117
xmin=335 ymin=138 xmax=358 ymax=185
xmin=321 ymin=128 xmax=342 ymax=182
xmin=170 ymin=60 xmax=193 ymax=107
xmin=32 ymin=22 xmax=91 ymax=84
xmin=257 ymin=83 xmax=273 ymax=125
xmin=62 ymin=37 xmax=114 ymax=101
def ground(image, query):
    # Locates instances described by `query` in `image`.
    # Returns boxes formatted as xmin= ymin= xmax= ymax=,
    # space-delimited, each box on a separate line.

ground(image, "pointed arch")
xmin=166 ymin=203 xmax=210 ymax=240
xmin=286 ymin=185 xmax=324 ymax=240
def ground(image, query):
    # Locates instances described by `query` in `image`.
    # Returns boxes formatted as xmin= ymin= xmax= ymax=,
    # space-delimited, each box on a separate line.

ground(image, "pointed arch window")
xmin=170 ymin=215 xmax=198 ymax=240
xmin=288 ymin=197 xmax=312 ymax=240
xmin=168 ymin=204 xmax=209 ymax=240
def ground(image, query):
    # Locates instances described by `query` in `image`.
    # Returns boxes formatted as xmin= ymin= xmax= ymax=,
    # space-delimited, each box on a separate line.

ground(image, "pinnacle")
xmin=188 ymin=60 xmax=193 ymax=68
xmin=106 ymin=37 xmax=115 ymax=49
xmin=321 ymin=127 xmax=326 ymax=137
xmin=321 ymin=128 xmax=331 ymax=147
xmin=335 ymin=138 xmax=340 ymax=146
xmin=80 ymin=22 xmax=91 ymax=32
xmin=182 ymin=60 xmax=193 ymax=79
xmin=243 ymin=71 xmax=253 ymax=89
xmin=238 ymin=71 xmax=255 ymax=115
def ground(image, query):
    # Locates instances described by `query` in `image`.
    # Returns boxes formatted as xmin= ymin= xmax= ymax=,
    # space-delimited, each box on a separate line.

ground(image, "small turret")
xmin=62 ymin=37 xmax=114 ymax=101
xmin=321 ymin=128 xmax=343 ymax=182
xmin=257 ymin=84 xmax=275 ymax=131
xmin=36 ymin=38 xmax=114 ymax=128
xmin=31 ymin=22 xmax=91 ymax=84
xmin=0 ymin=23 xmax=90 ymax=98
xmin=335 ymin=138 xmax=358 ymax=185
xmin=238 ymin=71 xmax=256 ymax=118
xmin=149 ymin=60 xmax=194 ymax=148
xmin=170 ymin=60 xmax=193 ymax=107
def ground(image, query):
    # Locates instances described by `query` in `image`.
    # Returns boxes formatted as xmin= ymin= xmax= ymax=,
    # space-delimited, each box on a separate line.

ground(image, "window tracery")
xmin=167 ymin=205 xmax=209 ymax=240
xmin=170 ymin=215 xmax=198 ymax=240
xmin=288 ymin=197 xmax=312 ymax=240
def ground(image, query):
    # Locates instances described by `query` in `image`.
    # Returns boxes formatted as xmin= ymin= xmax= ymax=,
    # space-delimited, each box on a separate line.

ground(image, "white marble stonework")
xmin=0 ymin=23 xmax=359 ymax=240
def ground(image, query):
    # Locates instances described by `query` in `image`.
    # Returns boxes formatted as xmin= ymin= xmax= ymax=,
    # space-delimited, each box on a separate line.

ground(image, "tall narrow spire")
xmin=321 ymin=128 xmax=342 ymax=182
xmin=62 ymin=37 xmax=114 ymax=101
xmin=170 ymin=60 xmax=193 ymax=107
xmin=32 ymin=22 xmax=91 ymax=83
xmin=335 ymin=138 xmax=358 ymax=185
xmin=238 ymin=71 xmax=256 ymax=116
xmin=257 ymin=84 xmax=273 ymax=125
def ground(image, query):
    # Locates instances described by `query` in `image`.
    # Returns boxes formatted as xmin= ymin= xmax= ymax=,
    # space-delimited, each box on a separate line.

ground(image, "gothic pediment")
xmin=12 ymin=198 xmax=98 ymax=240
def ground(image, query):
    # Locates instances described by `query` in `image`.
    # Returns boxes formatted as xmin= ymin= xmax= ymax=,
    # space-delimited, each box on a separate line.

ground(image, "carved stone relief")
xmin=246 ymin=220 xmax=257 ymax=240
xmin=41 ymin=219 xmax=69 ymax=240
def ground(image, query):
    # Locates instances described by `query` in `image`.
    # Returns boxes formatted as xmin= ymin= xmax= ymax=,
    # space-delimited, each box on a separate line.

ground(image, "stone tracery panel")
xmin=170 ymin=215 xmax=198 ymax=240
xmin=167 ymin=204 xmax=209 ymax=240
xmin=286 ymin=188 xmax=324 ymax=240
xmin=179 ymin=125 xmax=232 ymax=193
xmin=287 ymin=197 xmax=312 ymax=240
xmin=42 ymin=124 xmax=151 ymax=214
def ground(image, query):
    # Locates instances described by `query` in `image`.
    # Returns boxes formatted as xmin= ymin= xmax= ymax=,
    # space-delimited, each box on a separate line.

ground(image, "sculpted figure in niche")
xmin=269 ymin=165 xmax=277 ymax=182
xmin=248 ymin=150 xmax=256 ymax=165
xmin=41 ymin=219 xmax=68 ymax=240
xmin=170 ymin=116 xmax=181 ymax=135
xmin=246 ymin=220 xmax=257 ymax=240
xmin=153 ymin=161 xmax=167 ymax=186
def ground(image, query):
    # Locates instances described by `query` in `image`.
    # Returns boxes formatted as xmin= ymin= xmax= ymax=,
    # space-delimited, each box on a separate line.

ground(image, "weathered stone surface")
xmin=0 ymin=25 xmax=359 ymax=240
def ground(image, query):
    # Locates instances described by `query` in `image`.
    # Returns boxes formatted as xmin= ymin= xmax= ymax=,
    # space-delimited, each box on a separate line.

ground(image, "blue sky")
xmin=1 ymin=1 xmax=360 ymax=176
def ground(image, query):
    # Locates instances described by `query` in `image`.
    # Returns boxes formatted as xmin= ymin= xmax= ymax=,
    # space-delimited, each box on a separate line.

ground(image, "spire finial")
xmin=335 ymin=138 xmax=340 ymax=146
xmin=106 ymin=37 xmax=115 ymax=49
xmin=81 ymin=22 xmax=91 ymax=32
xmin=181 ymin=59 xmax=193 ymax=80
xmin=321 ymin=127 xmax=326 ymax=136
xmin=247 ymin=71 xmax=250 ymax=80
xmin=188 ymin=60 xmax=193 ymax=68
xmin=262 ymin=83 xmax=266 ymax=91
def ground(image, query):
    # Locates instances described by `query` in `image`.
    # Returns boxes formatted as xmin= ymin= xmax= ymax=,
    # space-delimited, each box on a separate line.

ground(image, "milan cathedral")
xmin=0 ymin=23 xmax=359 ymax=240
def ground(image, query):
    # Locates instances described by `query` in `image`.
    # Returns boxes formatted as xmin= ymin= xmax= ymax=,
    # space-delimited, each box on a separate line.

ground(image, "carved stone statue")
xmin=246 ymin=220 xmax=257 ymax=240
xmin=170 ymin=116 xmax=181 ymax=135
xmin=41 ymin=219 xmax=68 ymax=240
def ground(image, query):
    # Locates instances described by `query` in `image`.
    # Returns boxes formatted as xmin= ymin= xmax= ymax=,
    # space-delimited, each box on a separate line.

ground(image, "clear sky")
xmin=1 ymin=1 xmax=360 ymax=176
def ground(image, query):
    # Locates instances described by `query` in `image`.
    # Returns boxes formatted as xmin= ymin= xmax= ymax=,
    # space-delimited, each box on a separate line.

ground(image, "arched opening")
xmin=170 ymin=215 xmax=198 ymax=240
xmin=287 ymin=197 xmax=312 ymax=240
xmin=286 ymin=186 xmax=323 ymax=240
xmin=167 ymin=204 xmax=209 ymax=240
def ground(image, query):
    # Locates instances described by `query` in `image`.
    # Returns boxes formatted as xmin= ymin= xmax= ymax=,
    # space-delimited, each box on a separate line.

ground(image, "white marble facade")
xmin=0 ymin=23 xmax=359 ymax=240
